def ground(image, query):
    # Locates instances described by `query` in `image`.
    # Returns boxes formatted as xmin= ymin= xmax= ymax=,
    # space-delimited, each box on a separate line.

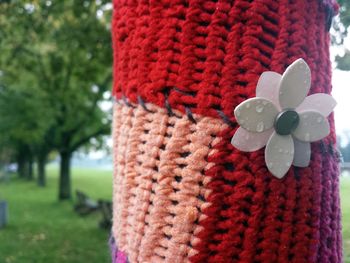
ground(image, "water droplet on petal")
xmin=303 ymin=114 xmax=308 ymax=119
xmin=246 ymin=102 xmax=250 ymax=109
xmin=317 ymin=117 xmax=323 ymax=123
xmin=262 ymin=101 xmax=268 ymax=105
xmin=286 ymin=162 xmax=291 ymax=166
xmin=269 ymin=162 xmax=274 ymax=168
xmin=256 ymin=122 xmax=264 ymax=132
xmin=245 ymin=134 xmax=250 ymax=140
xmin=278 ymin=148 xmax=283 ymax=153
xmin=236 ymin=110 xmax=240 ymax=117
xmin=256 ymin=104 xmax=264 ymax=113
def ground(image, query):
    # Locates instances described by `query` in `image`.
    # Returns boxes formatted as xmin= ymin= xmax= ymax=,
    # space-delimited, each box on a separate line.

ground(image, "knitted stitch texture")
xmin=111 ymin=0 xmax=341 ymax=262
xmin=112 ymin=101 xmax=224 ymax=262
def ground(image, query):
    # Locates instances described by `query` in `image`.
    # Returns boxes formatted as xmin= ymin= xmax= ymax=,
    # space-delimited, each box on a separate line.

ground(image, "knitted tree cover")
xmin=110 ymin=0 xmax=341 ymax=262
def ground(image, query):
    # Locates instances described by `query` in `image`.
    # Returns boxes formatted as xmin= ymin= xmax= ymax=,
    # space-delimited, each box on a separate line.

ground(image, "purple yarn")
xmin=109 ymin=235 xmax=128 ymax=263
xmin=316 ymin=156 xmax=343 ymax=263
xmin=109 ymin=236 xmax=116 ymax=262
xmin=116 ymin=250 xmax=128 ymax=263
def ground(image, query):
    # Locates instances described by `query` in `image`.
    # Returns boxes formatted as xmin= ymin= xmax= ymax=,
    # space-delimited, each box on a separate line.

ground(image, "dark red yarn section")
xmin=112 ymin=0 xmax=342 ymax=262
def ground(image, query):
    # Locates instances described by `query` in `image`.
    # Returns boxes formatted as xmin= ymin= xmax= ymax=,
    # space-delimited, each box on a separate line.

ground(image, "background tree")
xmin=0 ymin=76 xmax=53 ymax=181
xmin=338 ymin=131 xmax=350 ymax=162
xmin=0 ymin=1 xmax=112 ymax=199
xmin=333 ymin=0 xmax=350 ymax=70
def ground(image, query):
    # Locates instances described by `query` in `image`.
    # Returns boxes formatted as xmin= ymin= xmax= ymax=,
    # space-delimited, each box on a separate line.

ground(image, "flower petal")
xmin=265 ymin=132 xmax=294 ymax=179
xmin=296 ymin=93 xmax=337 ymax=117
xmin=256 ymin=71 xmax=282 ymax=110
xmin=292 ymin=111 xmax=330 ymax=142
xmin=279 ymin=58 xmax=311 ymax=109
xmin=234 ymin=98 xmax=278 ymax=133
xmin=292 ymin=139 xmax=311 ymax=167
xmin=231 ymin=127 xmax=273 ymax=152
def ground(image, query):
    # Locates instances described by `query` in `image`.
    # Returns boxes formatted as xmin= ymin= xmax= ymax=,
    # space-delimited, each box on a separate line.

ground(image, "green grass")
xmin=341 ymin=176 xmax=350 ymax=263
xmin=0 ymin=166 xmax=112 ymax=263
xmin=0 ymin=167 xmax=349 ymax=262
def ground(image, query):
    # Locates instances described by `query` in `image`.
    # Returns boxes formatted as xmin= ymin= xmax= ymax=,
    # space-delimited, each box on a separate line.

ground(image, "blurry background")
xmin=0 ymin=1 xmax=113 ymax=262
xmin=0 ymin=1 xmax=349 ymax=262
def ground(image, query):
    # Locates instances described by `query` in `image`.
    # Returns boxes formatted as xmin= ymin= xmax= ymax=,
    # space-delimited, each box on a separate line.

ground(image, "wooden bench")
xmin=98 ymin=200 xmax=112 ymax=229
xmin=74 ymin=190 xmax=113 ymax=229
xmin=74 ymin=190 xmax=99 ymax=216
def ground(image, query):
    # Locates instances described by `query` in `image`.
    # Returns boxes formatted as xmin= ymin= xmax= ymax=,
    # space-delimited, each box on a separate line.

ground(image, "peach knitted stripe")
xmin=112 ymin=100 xmax=225 ymax=263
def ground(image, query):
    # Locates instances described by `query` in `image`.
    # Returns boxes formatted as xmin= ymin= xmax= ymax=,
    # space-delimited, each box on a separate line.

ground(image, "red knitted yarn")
xmin=111 ymin=0 xmax=341 ymax=262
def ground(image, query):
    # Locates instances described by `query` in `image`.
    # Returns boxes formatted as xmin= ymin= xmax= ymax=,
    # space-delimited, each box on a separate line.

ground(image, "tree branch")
xmin=63 ymin=72 xmax=112 ymax=136
xmin=63 ymin=56 xmax=74 ymax=91
xmin=69 ymin=125 xmax=110 ymax=152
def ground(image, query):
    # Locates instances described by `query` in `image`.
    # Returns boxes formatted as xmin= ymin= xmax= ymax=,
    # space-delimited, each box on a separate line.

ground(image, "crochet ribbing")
xmin=111 ymin=1 xmax=341 ymax=262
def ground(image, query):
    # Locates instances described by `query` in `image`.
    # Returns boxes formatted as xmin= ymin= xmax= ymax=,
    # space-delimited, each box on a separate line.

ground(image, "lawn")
xmin=0 ymin=168 xmax=349 ymax=262
xmin=0 ymin=166 xmax=113 ymax=263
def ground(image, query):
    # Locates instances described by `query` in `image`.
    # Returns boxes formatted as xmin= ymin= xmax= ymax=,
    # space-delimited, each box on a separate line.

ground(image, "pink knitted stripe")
xmin=112 ymin=101 xmax=225 ymax=262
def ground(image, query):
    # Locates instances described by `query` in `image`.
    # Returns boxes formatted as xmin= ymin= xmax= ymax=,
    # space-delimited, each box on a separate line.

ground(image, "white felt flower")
xmin=231 ymin=58 xmax=336 ymax=178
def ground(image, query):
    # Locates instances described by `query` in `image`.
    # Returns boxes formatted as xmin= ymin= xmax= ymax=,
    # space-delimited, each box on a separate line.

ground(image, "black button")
xmin=275 ymin=110 xmax=300 ymax=135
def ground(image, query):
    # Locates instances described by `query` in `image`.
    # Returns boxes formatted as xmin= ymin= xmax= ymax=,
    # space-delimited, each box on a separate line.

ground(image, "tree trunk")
xmin=37 ymin=154 xmax=47 ymax=187
xmin=17 ymin=155 xmax=26 ymax=178
xmin=17 ymin=146 xmax=30 ymax=179
xmin=27 ymin=154 xmax=34 ymax=180
xmin=59 ymin=151 xmax=72 ymax=200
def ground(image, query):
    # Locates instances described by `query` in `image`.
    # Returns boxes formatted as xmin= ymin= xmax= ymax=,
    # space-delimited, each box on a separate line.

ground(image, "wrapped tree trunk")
xmin=110 ymin=0 xmax=342 ymax=262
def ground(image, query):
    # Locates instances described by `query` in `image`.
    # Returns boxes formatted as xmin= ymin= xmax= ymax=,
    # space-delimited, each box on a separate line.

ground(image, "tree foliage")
xmin=0 ymin=1 xmax=112 ymax=198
